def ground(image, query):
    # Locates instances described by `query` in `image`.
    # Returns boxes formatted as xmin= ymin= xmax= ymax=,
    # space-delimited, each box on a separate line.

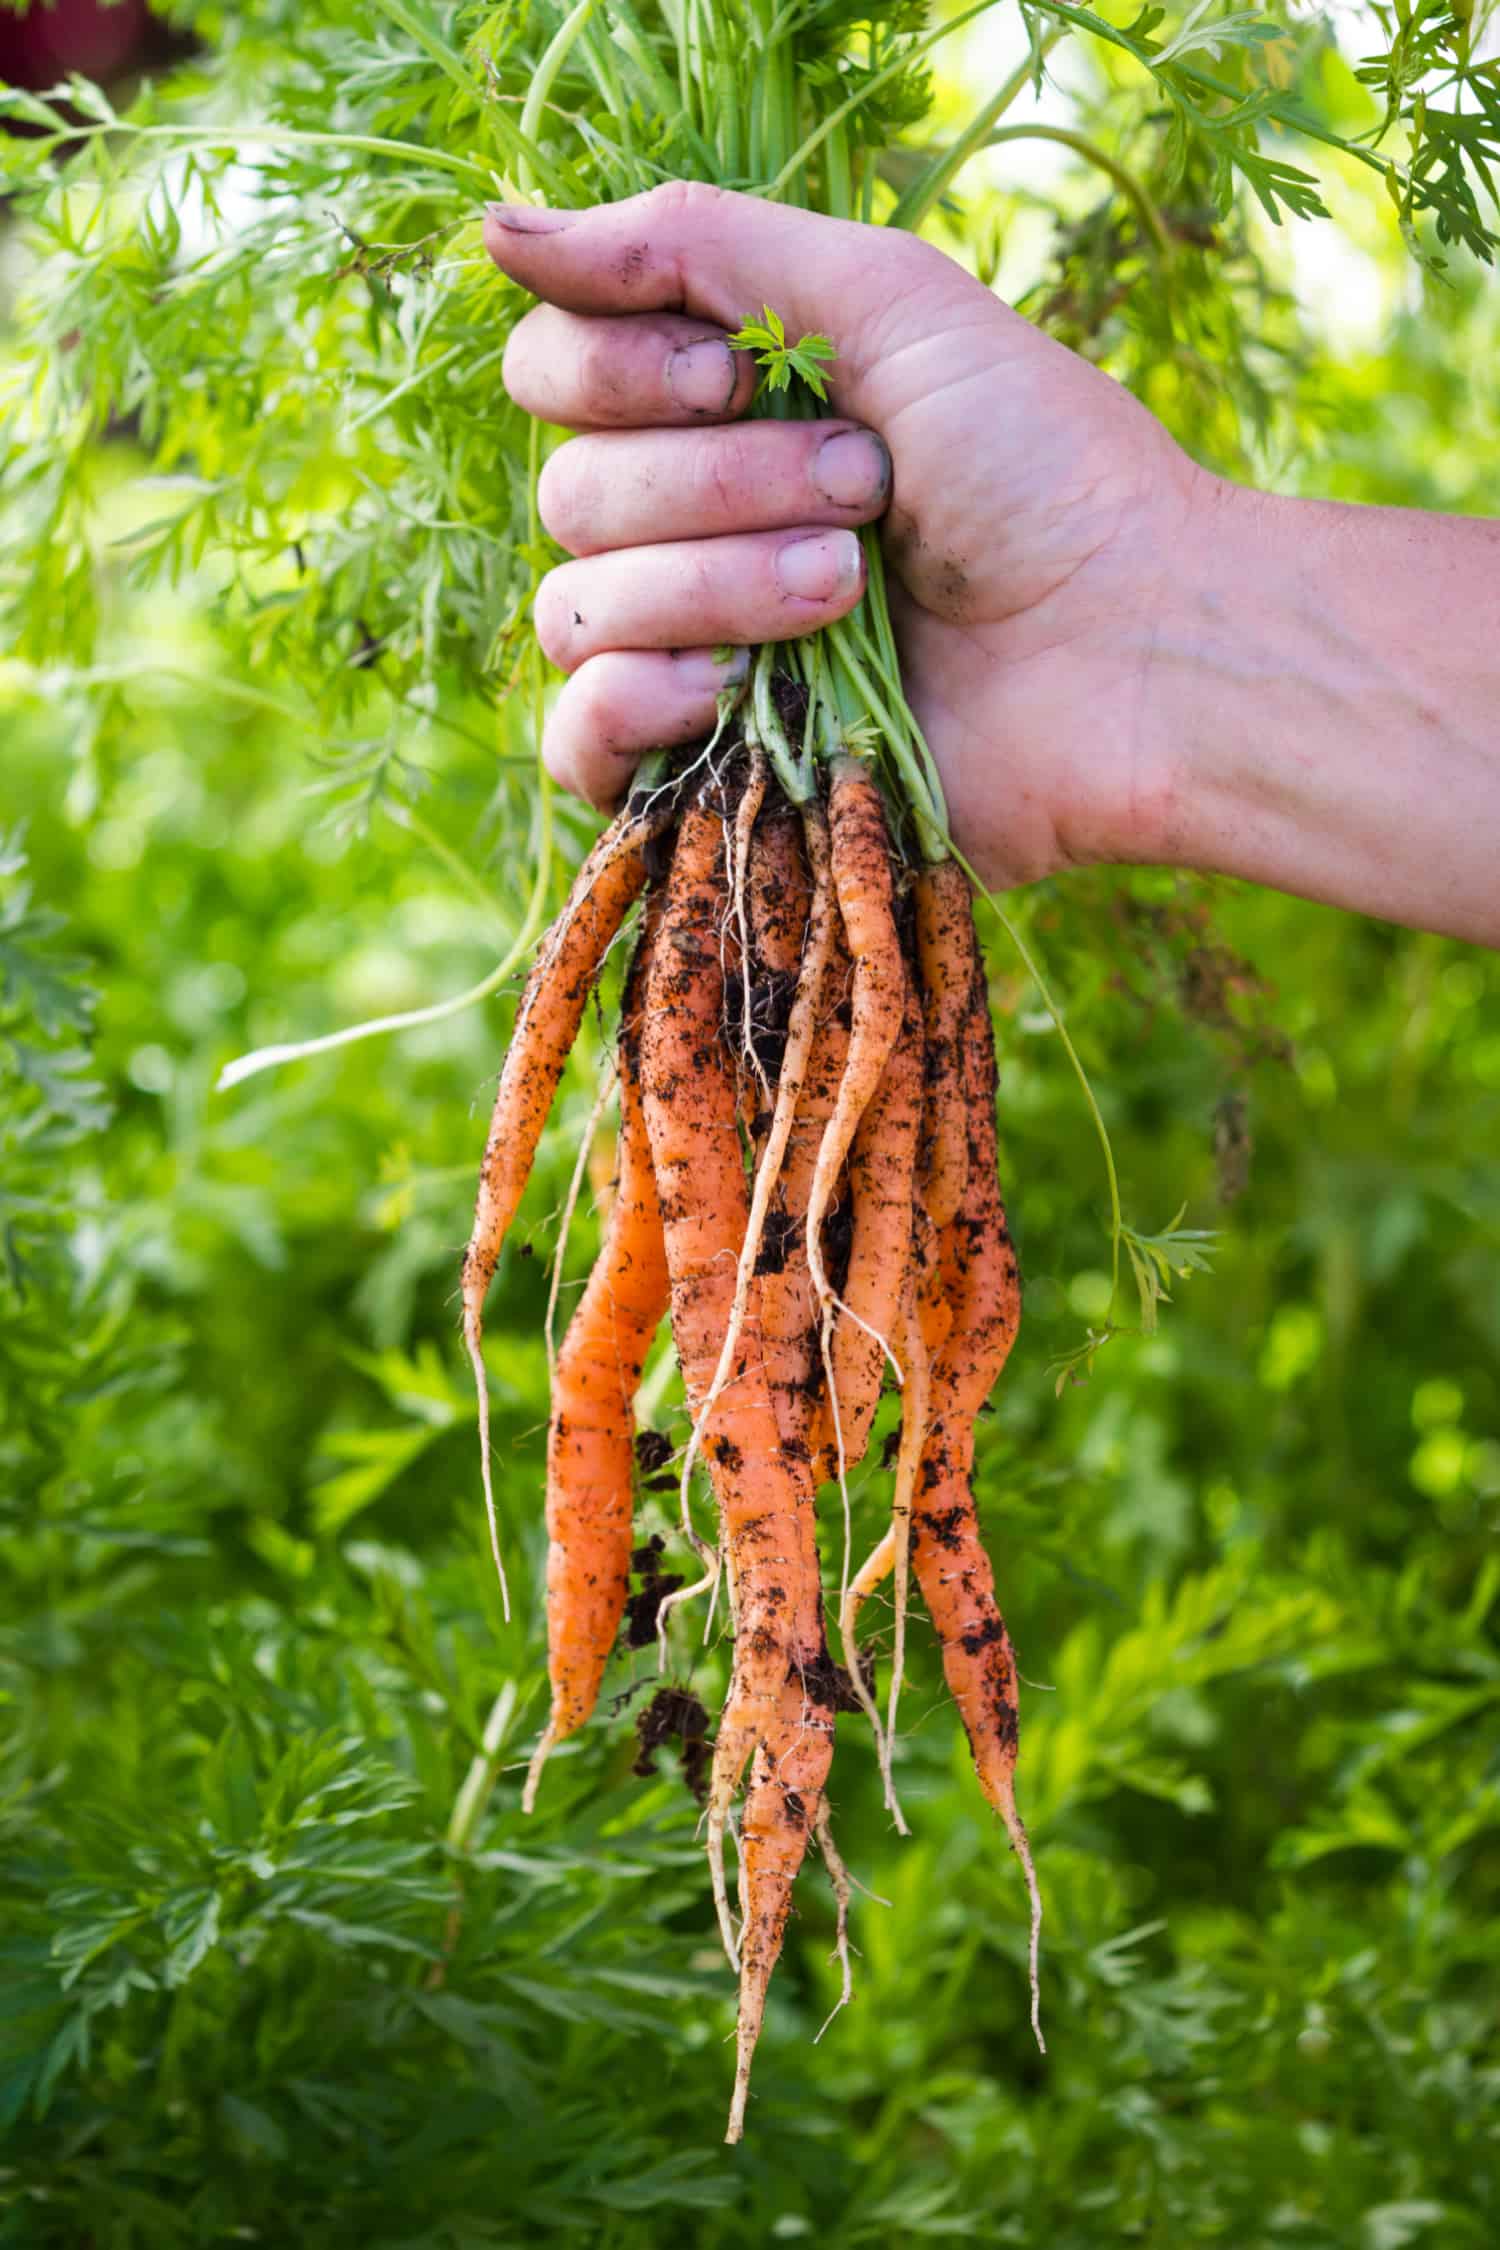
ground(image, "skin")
xmin=483 ymin=184 xmax=1500 ymax=951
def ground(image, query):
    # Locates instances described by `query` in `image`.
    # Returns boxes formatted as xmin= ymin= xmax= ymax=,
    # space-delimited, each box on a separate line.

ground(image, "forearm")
xmin=1140 ymin=476 xmax=1500 ymax=947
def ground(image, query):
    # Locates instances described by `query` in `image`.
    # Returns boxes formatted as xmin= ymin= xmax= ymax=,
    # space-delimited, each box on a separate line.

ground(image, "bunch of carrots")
xmin=444 ymin=0 xmax=1048 ymax=2147
xmin=462 ymin=715 xmax=1041 ymax=2139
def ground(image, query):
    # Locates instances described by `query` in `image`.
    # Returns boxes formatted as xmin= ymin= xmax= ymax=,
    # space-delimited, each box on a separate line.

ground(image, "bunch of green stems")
xmin=516 ymin=0 xmax=953 ymax=861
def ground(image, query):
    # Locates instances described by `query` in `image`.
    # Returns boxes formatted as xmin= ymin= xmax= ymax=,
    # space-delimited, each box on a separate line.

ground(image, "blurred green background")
xmin=3 ymin=3 xmax=1500 ymax=2244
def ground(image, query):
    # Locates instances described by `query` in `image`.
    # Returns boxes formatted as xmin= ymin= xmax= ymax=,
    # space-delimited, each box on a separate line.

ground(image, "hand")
xmin=484 ymin=183 xmax=1198 ymax=888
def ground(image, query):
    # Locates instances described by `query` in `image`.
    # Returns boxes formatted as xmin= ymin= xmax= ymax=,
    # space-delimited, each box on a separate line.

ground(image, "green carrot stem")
xmin=888 ymin=33 xmax=1063 ymax=232
xmin=518 ymin=0 xmax=599 ymax=197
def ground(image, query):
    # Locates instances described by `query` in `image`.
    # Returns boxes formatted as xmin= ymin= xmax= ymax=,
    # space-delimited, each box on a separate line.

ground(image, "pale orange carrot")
xmin=524 ymin=895 xmax=669 ymax=1809
xmin=461 ymin=803 xmax=663 ymax=1613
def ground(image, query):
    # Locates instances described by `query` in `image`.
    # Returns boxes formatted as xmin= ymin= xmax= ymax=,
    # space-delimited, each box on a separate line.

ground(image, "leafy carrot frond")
xmin=728 ymin=306 xmax=838 ymax=399
xmin=1121 ymin=1209 xmax=1219 ymax=1334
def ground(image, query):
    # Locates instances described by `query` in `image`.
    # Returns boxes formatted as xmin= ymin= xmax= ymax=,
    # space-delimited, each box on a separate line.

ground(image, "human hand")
xmin=484 ymin=183 xmax=1198 ymax=888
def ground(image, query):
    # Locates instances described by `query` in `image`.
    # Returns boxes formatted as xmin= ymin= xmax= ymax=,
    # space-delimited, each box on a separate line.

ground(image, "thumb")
xmin=482 ymin=182 xmax=957 ymax=408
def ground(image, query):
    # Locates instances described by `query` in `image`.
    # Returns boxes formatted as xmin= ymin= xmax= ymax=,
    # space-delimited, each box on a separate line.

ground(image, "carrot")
xmin=810 ymin=965 xmax=923 ymax=1486
xmin=756 ymin=807 xmax=849 ymax=1459
xmin=913 ymin=857 xmax=978 ymax=1230
xmin=910 ymin=991 xmax=1042 ymax=2042
xmin=745 ymin=800 xmax=811 ymax=1134
xmin=832 ymin=1248 xmax=926 ymax=1835
xmin=637 ymin=795 xmax=833 ymax=2132
xmin=461 ymin=800 xmax=663 ymax=1614
xmin=463 ymin=807 xmax=659 ymax=1317
xmin=803 ymin=952 xmax=923 ymax=1819
xmin=524 ymin=896 xmax=669 ymax=1809
xmin=726 ymin=1664 xmax=837 ymax=2144
xmin=839 ymin=1200 xmax=949 ymax=1664
xmin=730 ymin=746 xmax=769 ymax=1106
xmin=673 ymin=785 xmax=834 ymax=1590
xmin=807 ymin=757 xmax=905 ymax=1612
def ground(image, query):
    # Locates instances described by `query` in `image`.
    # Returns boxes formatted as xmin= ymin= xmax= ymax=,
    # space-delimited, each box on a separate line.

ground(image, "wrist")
xmin=1121 ymin=468 xmax=1500 ymax=942
xmin=1122 ymin=463 xmax=1268 ymax=876
xmin=1047 ymin=446 xmax=1230 ymax=878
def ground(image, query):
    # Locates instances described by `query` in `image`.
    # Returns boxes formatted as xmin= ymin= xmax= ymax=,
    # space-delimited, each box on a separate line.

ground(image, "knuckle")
xmin=686 ymin=548 xmax=728 ymax=626
xmin=894 ymin=231 xmax=952 ymax=287
xmin=691 ymin=426 xmax=753 ymax=523
xmin=646 ymin=179 xmax=723 ymax=227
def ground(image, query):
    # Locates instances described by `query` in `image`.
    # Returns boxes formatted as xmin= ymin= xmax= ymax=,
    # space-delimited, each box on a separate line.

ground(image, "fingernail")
xmin=812 ymin=429 xmax=891 ymax=509
xmin=776 ymin=530 xmax=863 ymax=603
xmin=666 ymin=339 xmax=738 ymax=415
xmin=671 ymin=646 xmax=749 ymax=694
xmin=485 ymin=202 xmax=578 ymax=235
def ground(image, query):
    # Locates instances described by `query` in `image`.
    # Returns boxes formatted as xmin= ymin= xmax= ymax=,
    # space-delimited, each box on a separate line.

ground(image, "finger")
xmin=543 ymin=647 xmax=748 ymax=808
xmin=484 ymin=184 xmax=957 ymax=410
xmin=538 ymin=420 xmax=891 ymax=557
xmin=503 ymin=301 xmax=756 ymax=430
xmin=534 ymin=528 xmax=866 ymax=673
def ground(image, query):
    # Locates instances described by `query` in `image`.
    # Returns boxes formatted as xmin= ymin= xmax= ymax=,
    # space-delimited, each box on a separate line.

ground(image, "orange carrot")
xmin=727 ymin=1663 xmax=836 ymax=2143
xmin=911 ymin=992 xmax=1041 ymax=2042
xmin=807 ymin=758 xmax=905 ymax=1615
xmin=524 ymin=896 xmax=669 ymax=1808
xmin=745 ymin=801 xmax=811 ymax=1134
xmin=730 ymin=747 xmax=770 ymax=1107
xmin=637 ymin=795 xmax=833 ymax=2136
xmin=833 ymin=1246 xmax=925 ymax=1834
xmin=754 ymin=807 xmax=848 ymax=1458
xmin=913 ymin=857 xmax=978 ymax=1230
xmin=810 ymin=965 xmax=923 ymax=1485
xmin=807 ymin=758 xmax=904 ymax=1367
xmin=461 ymin=803 xmax=662 ymax=1613
xmin=676 ymin=788 xmax=834 ymax=1567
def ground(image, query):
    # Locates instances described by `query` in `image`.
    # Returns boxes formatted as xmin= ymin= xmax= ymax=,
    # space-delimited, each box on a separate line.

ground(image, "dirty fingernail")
xmin=776 ymin=529 xmax=863 ymax=603
xmin=671 ymin=646 xmax=749 ymax=695
xmin=667 ymin=339 xmax=738 ymax=414
xmin=812 ymin=429 xmax=891 ymax=509
xmin=485 ymin=203 xmax=579 ymax=235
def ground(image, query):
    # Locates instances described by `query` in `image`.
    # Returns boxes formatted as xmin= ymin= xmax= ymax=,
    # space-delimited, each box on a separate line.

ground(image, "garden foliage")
xmin=2 ymin=0 xmax=1499 ymax=2240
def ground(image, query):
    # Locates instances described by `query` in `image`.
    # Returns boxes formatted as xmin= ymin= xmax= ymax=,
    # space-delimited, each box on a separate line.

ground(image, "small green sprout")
xmin=727 ymin=305 xmax=837 ymax=400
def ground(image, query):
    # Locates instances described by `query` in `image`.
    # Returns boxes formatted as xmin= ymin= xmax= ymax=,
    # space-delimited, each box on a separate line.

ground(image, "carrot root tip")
xmin=707 ymin=1801 xmax=742 ymax=1972
xmin=812 ymin=1799 xmax=855 ymax=2044
xmin=463 ymin=1309 xmax=510 ymax=1624
xmin=521 ymin=1720 xmax=557 ymax=1816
